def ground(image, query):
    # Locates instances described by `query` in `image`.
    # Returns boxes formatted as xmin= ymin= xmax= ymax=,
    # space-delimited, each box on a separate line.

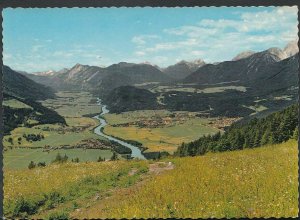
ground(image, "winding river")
xmin=93 ymin=99 xmax=146 ymax=160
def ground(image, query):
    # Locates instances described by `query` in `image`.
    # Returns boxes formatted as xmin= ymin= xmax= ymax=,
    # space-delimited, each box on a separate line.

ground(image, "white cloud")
xmin=32 ymin=44 xmax=45 ymax=52
xmin=135 ymin=51 xmax=146 ymax=56
xmin=131 ymin=35 xmax=159 ymax=45
xmin=135 ymin=6 xmax=298 ymax=65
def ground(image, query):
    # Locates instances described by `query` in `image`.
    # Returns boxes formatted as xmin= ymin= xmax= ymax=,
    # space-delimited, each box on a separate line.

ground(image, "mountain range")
xmin=24 ymin=62 xmax=172 ymax=95
xmin=5 ymin=40 xmax=299 ymax=117
xmin=162 ymin=59 xmax=206 ymax=79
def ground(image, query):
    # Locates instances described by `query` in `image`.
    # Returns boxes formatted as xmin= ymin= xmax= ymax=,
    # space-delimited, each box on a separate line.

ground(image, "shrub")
xmin=111 ymin=152 xmax=118 ymax=161
xmin=28 ymin=161 xmax=36 ymax=169
xmin=44 ymin=192 xmax=65 ymax=210
xmin=52 ymin=153 xmax=68 ymax=163
xmin=10 ymin=197 xmax=38 ymax=217
xmin=46 ymin=211 xmax=69 ymax=220
xmin=37 ymin=162 xmax=46 ymax=167
xmin=97 ymin=156 xmax=105 ymax=162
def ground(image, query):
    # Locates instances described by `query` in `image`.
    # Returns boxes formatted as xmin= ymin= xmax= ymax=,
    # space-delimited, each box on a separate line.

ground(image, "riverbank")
xmin=93 ymin=99 xmax=146 ymax=160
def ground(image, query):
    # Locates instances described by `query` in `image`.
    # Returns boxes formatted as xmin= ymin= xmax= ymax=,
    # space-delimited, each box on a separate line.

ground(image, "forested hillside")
xmin=3 ymin=94 xmax=66 ymax=135
xmin=176 ymin=104 xmax=298 ymax=156
xmin=3 ymin=65 xmax=56 ymax=100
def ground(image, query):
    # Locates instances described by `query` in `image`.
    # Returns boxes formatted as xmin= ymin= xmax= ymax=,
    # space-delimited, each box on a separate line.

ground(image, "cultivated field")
xmin=104 ymin=110 xmax=221 ymax=153
xmin=3 ymin=91 xmax=114 ymax=168
xmin=3 ymin=98 xmax=32 ymax=109
xmin=150 ymin=85 xmax=247 ymax=94
xmin=4 ymin=148 xmax=113 ymax=170
xmin=42 ymin=91 xmax=100 ymax=117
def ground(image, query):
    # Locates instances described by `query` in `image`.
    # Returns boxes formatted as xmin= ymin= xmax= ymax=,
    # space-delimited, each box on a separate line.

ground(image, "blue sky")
xmin=3 ymin=7 xmax=298 ymax=72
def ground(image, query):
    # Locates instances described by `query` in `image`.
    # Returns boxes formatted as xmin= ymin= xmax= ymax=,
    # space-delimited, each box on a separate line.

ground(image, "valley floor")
xmin=103 ymin=110 xmax=224 ymax=153
xmin=3 ymin=91 xmax=113 ymax=169
xmin=4 ymin=140 xmax=298 ymax=218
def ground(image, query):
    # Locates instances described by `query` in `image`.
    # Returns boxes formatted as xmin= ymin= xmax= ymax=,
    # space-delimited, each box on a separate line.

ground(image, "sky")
xmin=3 ymin=6 xmax=298 ymax=72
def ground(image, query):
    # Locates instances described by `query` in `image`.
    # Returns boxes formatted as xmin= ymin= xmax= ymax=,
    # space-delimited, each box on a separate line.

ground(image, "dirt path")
xmin=71 ymin=161 xmax=174 ymax=219
xmin=149 ymin=161 xmax=174 ymax=174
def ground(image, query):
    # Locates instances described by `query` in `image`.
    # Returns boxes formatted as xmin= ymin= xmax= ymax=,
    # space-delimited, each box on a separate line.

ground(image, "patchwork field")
xmin=3 ymin=91 xmax=115 ymax=169
xmin=4 ymin=148 xmax=113 ymax=170
xmin=3 ymin=117 xmax=101 ymax=149
xmin=3 ymin=98 xmax=32 ymax=109
xmin=42 ymin=91 xmax=100 ymax=117
xmin=3 ymin=92 xmax=102 ymax=150
xmin=104 ymin=110 xmax=223 ymax=153
xmin=150 ymin=84 xmax=247 ymax=94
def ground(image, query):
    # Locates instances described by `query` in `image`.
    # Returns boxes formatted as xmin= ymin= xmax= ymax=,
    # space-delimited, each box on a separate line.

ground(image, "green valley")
xmin=2 ymin=9 xmax=299 ymax=219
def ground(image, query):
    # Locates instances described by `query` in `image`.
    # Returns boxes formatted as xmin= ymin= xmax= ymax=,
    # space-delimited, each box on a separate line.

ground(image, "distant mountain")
xmin=139 ymin=61 xmax=161 ymax=70
xmin=3 ymin=65 xmax=56 ymax=100
xmin=249 ymin=53 xmax=298 ymax=96
xmin=163 ymin=59 xmax=206 ymax=79
xmin=283 ymin=40 xmax=298 ymax=57
xmin=106 ymin=62 xmax=171 ymax=83
xmin=27 ymin=62 xmax=172 ymax=94
xmin=232 ymin=50 xmax=256 ymax=61
xmin=33 ymin=70 xmax=56 ymax=76
xmin=103 ymin=86 xmax=160 ymax=113
xmin=183 ymin=47 xmax=288 ymax=84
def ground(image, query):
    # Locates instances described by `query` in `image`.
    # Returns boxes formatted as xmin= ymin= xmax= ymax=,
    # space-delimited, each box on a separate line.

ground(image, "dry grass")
xmin=76 ymin=140 xmax=298 ymax=219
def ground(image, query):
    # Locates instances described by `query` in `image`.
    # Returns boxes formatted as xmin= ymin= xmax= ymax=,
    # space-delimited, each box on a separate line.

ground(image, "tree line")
xmin=176 ymin=104 xmax=298 ymax=157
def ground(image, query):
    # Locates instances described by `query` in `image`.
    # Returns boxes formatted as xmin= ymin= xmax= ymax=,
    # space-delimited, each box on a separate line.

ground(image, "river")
xmin=93 ymin=99 xmax=146 ymax=160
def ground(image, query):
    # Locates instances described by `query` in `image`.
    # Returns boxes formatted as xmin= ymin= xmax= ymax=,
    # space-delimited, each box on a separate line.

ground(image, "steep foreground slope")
xmin=4 ymin=140 xmax=297 ymax=218
xmin=77 ymin=140 xmax=297 ymax=219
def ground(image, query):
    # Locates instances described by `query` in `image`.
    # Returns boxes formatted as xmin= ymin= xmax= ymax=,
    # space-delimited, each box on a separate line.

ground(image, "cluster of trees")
xmin=23 ymin=133 xmax=44 ymax=142
xmin=3 ymin=106 xmax=32 ymax=135
xmin=52 ymin=153 xmax=69 ymax=163
xmin=98 ymin=152 xmax=118 ymax=162
xmin=3 ymin=94 xmax=66 ymax=135
xmin=27 ymin=152 xmax=119 ymax=169
xmin=176 ymin=104 xmax=298 ymax=157
xmin=28 ymin=161 xmax=46 ymax=169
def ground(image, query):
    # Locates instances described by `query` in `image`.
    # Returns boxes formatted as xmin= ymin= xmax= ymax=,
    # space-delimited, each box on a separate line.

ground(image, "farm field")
xmin=150 ymin=84 xmax=247 ymax=94
xmin=3 ymin=98 xmax=32 ymax=109
xmin=3 ymin=117 xmax=101 ymax=149
xmin=104 ymin=110 xmax=221 ymax=153
xmin=74 ymin=140 xmax=298 ymax=219
xmin=3 ymin=91 xmax=102 ymax=149
xmin=3 ymin=91 xmax=118 ymax=169
xmin=4 ymin=148 xmax=113 ymax=170
xmin=42 ymin=91 xmax=100 ymax=117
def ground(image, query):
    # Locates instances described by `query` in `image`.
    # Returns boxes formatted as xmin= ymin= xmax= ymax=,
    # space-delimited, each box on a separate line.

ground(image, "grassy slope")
xmin=3 ymin=98 xmax=33 ymax=109
xmin=75 ymin=140 xmax=298 ymax=219
xmin=4 ymin=160 xmax=149 ymax=218
xmin=4 ymin=140 xmax=297 ymax=218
